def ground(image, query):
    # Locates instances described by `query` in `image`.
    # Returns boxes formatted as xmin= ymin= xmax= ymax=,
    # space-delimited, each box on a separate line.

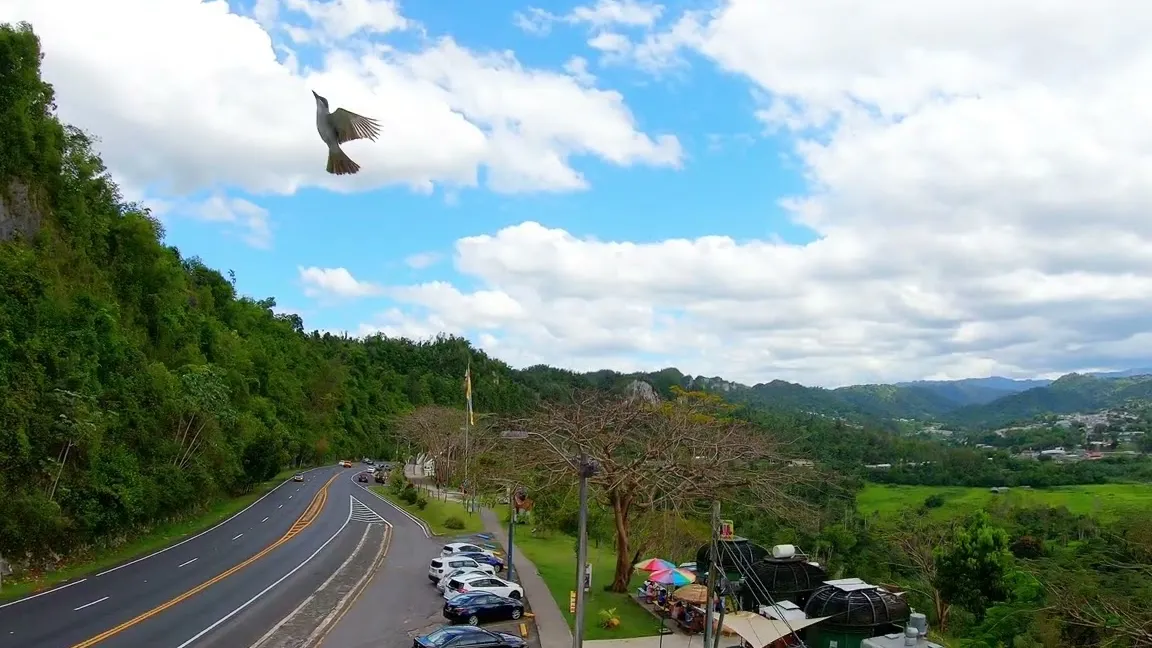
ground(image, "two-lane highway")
xmin=0 ymin=465 xmax=357 ymax=648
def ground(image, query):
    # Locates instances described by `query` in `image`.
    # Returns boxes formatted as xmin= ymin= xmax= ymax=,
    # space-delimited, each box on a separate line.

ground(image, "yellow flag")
xmin=465 ymin=364 xmax=475 ymax=426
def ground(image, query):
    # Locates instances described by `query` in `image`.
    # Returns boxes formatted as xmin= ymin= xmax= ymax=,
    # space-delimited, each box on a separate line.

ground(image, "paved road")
xmin=0 ymin=464 xmax=373 ymax=648
xmin=318 ymin=473 xmax=450 ymax=648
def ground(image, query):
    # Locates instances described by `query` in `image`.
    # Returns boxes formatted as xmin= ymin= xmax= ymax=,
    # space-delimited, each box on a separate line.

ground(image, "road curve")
xmin=0 ymin=465 xmax=361 ymax=648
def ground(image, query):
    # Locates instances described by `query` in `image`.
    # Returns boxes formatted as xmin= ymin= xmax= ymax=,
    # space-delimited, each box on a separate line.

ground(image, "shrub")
xmin=401 ymin=486 xmax=418 ymax=505
xmin=923 ymin=494 xmax=946 ymax=509
xmin=444 ymin=516 xmax=465 ymax=530
xmin=416 ymin=497 xmax=428 ymax=510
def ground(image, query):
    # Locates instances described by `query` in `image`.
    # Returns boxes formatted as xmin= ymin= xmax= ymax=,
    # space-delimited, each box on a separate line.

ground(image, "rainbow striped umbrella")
xmin=648 ymin=568 xmax=697 ymax=586
xmin=633 ymin=558 xmax=676 ymax=573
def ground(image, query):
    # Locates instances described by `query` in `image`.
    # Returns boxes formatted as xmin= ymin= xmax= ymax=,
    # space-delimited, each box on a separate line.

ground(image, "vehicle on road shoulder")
xmin=429 ymin=557 xmax=496 ymax=583
xmin=437 ymin=567 xmax=489 ymax=592
xmin=293 ymin=473 xmax=305 ymax=482
xmin=443 ymin=592 xmax=524 ymax=626
xmin=443 ymin=573 xmax=523 ymax=600
xmin=459 ymin=551 xmax=504 ymax=572
xmin=442 ymin=542 xmax=497 ymax=558
xmin=413 ymin=625 xmax=526 ymax=647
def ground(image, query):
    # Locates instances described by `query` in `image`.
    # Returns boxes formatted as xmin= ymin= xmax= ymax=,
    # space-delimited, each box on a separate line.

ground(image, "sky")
xmin=4 ymin=0 xmax=1152 ymax=388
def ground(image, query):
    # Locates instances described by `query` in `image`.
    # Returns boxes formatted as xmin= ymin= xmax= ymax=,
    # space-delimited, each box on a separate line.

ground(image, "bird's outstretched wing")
xmin=331 ymin=108 xmax=382 ymax=144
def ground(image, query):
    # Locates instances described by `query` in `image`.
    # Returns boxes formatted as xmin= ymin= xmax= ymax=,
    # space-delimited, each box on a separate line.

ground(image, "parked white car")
xmin=427 ymin=556 xmax=496 ymax=583
xmin=437 ymin=567 xmax=488 ymax=592
xmin=441 ymin=542 xmax=497 ymax=558
xmin=443 ymin=572 xmax=524 ymax=600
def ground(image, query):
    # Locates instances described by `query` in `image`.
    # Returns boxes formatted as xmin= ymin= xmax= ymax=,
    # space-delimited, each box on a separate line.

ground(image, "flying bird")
xmin=312 ymin=90 xmax=382 ymax=175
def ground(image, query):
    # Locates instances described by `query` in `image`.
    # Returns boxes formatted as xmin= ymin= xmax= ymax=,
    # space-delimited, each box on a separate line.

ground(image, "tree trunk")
xmin=610 ymin=492 xmax=632 ymax=592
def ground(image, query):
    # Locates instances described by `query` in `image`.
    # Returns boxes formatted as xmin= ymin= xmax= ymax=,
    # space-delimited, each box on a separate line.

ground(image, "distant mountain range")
xmin=567 ymin=366 xmax=1152 ymax=431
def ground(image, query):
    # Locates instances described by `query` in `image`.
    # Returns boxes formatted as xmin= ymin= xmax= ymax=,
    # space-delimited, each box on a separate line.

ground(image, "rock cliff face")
xmin=625 ymin=379 xmax=661 ymax=404
xmin=0 ymin=180 xmax=43 ymax=241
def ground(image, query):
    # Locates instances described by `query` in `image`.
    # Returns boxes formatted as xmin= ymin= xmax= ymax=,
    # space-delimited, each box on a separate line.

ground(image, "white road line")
xmin=288 ymin=496 xmax=292 ymax=499
xmin=352 ymin=475 xmax=432 ymax=538
xmin=175 ymin=499 xmax=354 ymax=648
xmin=261 ymin=517 xmax=269 ymax=523
xmin=73 ymin=596 xmax=109 ymax=611
xmin=232 ymin=534 xmax=244 ymax=541
xmin=278 ymin=504 xmax=283 ymax=509
xmin=178 ymin=558 xmax=198 ymax=568
xmin=92 ymin=467 xmax=329 ymax=579
xmin=0 ymin=579 xmax=87 ymax=611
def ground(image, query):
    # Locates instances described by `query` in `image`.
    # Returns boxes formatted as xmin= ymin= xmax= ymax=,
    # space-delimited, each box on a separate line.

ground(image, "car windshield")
xmin=423 ymin=627 xmax=462 ymax=643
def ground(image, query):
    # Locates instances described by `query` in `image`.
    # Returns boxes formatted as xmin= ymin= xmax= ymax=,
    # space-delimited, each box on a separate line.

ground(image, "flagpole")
xmin=464 ymin=359 xmax=472 ymax=515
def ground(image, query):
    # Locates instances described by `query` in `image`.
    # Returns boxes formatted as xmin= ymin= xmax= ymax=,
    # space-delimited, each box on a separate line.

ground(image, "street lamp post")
xmin=501 ymin=430 xmax=598 ymax=648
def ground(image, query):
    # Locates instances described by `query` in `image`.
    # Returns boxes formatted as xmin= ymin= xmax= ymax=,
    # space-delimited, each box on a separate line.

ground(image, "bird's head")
xmin=312 ymin=90 xmax=328 ymax=108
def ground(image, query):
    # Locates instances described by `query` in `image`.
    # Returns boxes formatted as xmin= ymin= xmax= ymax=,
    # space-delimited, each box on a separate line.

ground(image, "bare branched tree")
xmin=1045 ymin=573 xmax=1152 ymax=647
xmin=503 ymin=389 xmax=819 ymax=592
xmin=397 ymin=406 xmax=466 ymax=486
xmin=884 ymin=518 xmax=958 ymax=632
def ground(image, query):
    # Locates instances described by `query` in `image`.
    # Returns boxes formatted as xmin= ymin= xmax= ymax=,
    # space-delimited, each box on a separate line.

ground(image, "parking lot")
xmin=414 ymin=534 xmax=543 ymax=647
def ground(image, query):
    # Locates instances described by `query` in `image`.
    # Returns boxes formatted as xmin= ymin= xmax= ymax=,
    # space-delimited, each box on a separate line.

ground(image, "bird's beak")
xmin=311 ymin=90 xmax=319 ymax=98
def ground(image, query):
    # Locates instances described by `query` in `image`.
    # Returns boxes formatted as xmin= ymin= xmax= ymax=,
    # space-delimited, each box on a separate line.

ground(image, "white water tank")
xmin=771 ymin=544 xmax=796 ymax=559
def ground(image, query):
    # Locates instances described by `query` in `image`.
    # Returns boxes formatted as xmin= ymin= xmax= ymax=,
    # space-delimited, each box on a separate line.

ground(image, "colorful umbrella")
xmin=648 ymin=567 xmax=697 ymax=586
xmin=633 ymin=557 xmax=676 ymax=572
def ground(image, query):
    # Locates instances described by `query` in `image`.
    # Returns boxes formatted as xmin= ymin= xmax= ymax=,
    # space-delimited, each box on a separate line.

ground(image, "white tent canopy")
xmin=721 ymin=611 xmax=830 ymax=648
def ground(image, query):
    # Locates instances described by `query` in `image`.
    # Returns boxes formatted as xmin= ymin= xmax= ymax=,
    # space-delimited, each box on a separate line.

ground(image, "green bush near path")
xmin=512 ymin=530 xmax=658 ymax=640
xmin=370 ymin=486 xmax=484 ymax=535
xmin=0 ymin=467 xmax=309 ymax=601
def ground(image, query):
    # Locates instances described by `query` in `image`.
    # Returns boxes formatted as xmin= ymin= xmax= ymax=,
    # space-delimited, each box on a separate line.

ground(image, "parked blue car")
xmin=460 ymin=552 xmax=504 ymax=572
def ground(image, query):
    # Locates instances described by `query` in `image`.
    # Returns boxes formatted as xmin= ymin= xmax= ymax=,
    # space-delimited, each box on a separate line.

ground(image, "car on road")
xmin=437 ymin=567 xmax=490 ymax=592
xmin=443 ymin=573 xmax=523 ymax=600
xmin=293 ymin=473 xmax=305 ymax=482
xmin=442 ymin=542 xmax=498 ymax=558
xmin=443 ymin=591 xmax=525 ymax=626
xmin=341 ymin=460 xmax=352 ymax=468
xmin=459 ymin=551 xmax=504 ymax=571
xmin=357 ymin=472 xmax=369 ymax=483
xmin=413 ymin=625 xmax=526 ymax=648
xmin=429 ymin=557 xmax=497 ymax=583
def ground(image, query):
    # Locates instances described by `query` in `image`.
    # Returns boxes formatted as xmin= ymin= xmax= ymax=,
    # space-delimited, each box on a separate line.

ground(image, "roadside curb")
xmin=356 ymin=482 xmax=435 ymax=538
xmin=248 ymin=521 xmax=391 ymax=648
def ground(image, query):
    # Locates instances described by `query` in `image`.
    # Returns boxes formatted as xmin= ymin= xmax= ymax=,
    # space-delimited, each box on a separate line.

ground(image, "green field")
xmin=370 ymin=486 xmax=485 ymax=535
xmin=858 ymin=482 xmax=1152 ymax=522
xmin=512 ymin=530 xmax=660 ymax=640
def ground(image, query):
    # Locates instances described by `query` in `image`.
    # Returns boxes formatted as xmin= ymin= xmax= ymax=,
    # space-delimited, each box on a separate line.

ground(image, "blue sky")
xmin=16 ymin=0 xmax=1150 ymax=386
xmin=163 ymin=0 xmax=812 ymax=336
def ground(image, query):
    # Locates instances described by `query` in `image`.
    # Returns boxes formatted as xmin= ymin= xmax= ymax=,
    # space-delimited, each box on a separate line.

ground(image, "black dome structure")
xmin=738 ymin=552 xmax=828 ymax=608
xmin=803 ymin=580 xmax=910 ymax=629
xmin=695 ymin=536 xmax=769 ymax=578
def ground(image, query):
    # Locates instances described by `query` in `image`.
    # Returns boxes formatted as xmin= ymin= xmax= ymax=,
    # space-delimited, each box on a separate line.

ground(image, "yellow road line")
xmin=71 ymin=472 xmax=340 ymax=648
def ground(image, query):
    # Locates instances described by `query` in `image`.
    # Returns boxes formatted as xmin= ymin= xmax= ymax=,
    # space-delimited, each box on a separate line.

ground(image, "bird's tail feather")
xmin=326 ymin=147 xmax=360 ymax=175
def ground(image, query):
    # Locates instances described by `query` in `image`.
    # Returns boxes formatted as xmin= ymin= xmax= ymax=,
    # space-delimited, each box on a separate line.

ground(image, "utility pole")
xmin=507 ymin=484 xmax=517 ymax=581
xmin=573 ymin=453 xmax=597 ymax=648
xmin=702 ymin=500 xmax=720 ymax=648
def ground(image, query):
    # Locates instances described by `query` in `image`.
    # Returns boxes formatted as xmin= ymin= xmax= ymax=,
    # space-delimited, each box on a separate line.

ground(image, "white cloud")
xmin=191 ymin=194 xmax=274 ymax=249
xmin=563 ymin=56 xmax=597 ymax=86
xmin=2 ymin=0 xmax=680 ymax=208
xmin=516 ymin=1 xmax=664 ymax=38
xmin=299 ymin=266 xmax=384 ymax=299
xmin=404 ymin=252 xmax=442 ymax=269
xmin=362 ymin=0 xmax=1152 ymax=386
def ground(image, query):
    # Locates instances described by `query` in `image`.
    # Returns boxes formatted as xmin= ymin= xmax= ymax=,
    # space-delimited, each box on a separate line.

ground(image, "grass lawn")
xmin=858 ymin=482 xmax=1152 ymax=523
xmin=0 ymin=467 xmax=308 ymax=601
xmin=370 ymin=486 xmax=484 ymax=535
xmin=512 ymin=530 xmax=660 ymax=640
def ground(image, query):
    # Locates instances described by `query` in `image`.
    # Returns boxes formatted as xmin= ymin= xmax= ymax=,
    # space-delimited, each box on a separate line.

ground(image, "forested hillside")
xmin=0 ymin=24 xmax=548 ymax=568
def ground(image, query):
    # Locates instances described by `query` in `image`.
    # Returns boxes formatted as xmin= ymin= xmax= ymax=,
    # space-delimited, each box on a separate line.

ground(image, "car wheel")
xmin=468 ymin=615 xmax=480 ymax=626
xmin=511 ymin=608 xmax=522 ymax=620
xmin=509 ymin=590 xmax=522 ymax=599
